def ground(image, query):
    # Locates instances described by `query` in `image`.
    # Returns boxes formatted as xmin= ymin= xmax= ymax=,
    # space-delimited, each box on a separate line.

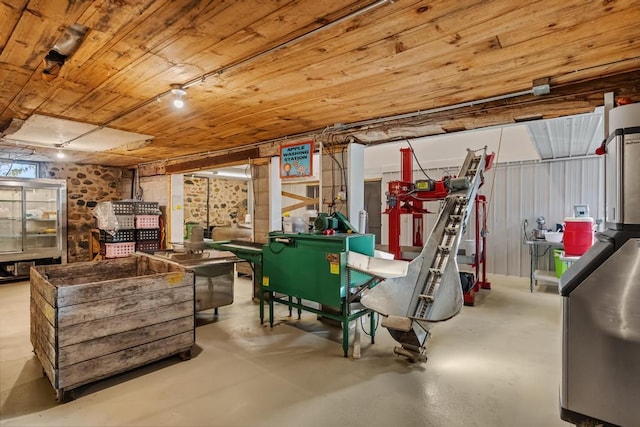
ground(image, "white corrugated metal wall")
xmin=381 ymin=156 xmax=604 ymax=277
xmin=484 ymin=157 xmax=604 ymax=276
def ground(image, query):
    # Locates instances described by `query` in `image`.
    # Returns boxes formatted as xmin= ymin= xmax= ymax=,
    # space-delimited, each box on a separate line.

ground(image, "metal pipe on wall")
xmin=206 ymin=176 xmax=210 ymax=238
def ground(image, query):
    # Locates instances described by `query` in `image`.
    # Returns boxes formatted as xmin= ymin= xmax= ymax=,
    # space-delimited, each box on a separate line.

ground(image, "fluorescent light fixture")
xmin=213 ymin=171 xmax=251 ymax=179
xmin=5 ymin=114 xmax=154 ymax=152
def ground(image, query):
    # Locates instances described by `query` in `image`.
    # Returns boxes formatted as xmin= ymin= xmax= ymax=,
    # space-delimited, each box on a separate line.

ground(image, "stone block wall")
xmin=183 ymin=176 xmax=248 ymax=229
xmin=41 ymin=163 xmax=125 ymax=263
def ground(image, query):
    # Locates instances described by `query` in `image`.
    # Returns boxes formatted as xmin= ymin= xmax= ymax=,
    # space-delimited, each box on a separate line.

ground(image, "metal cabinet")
xmin=0 ymin=177 xmax=67 ymax=280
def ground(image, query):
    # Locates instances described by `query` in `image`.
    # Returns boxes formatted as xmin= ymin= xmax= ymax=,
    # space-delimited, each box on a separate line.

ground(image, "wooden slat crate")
xmin=29 ymin=254 xmax=195 ymax=402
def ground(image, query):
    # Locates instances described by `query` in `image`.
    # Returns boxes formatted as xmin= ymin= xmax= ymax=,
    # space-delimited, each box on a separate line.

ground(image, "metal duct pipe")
xmin=53 ymin=24 xmax=89 ymax=56
xmin=43 ymin=24 xmax=88 ymax=82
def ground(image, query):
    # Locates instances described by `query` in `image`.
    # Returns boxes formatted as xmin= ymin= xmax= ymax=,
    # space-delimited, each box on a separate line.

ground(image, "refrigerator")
xmin=0 ymin=177 xmax=67 ymax=281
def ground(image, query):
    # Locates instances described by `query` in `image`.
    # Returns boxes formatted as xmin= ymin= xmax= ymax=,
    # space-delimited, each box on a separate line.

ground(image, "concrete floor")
xmin=0 ymin=274 xmax=569 ymax=427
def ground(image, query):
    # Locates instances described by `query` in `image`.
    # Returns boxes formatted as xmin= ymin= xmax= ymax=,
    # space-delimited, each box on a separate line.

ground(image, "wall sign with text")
xmin=280 ymin=141 xmax=313 ymax=178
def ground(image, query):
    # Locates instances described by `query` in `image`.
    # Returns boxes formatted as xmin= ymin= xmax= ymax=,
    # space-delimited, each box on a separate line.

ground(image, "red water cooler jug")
xmin=563 ymin=217 xmax=594 ymax=256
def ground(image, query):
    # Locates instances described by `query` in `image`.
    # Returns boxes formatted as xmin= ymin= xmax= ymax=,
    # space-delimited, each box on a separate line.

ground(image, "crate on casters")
xmin=29 ymin=255 xmax=195 ymax=402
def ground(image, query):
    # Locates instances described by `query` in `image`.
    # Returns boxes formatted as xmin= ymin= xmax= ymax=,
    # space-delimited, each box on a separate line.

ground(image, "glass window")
xmin=0 ymin=161 xmax=38 ymax=178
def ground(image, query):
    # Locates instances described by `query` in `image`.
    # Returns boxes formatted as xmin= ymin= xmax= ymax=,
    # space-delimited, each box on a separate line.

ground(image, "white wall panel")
xmin=485 ymin=157 xmax=604 ymax=276
xmin=381 ymin=157 xmax=604 ymax=277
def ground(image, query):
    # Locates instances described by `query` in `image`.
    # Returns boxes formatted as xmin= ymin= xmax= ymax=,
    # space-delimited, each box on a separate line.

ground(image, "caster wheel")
xmin=178 ymin=349 xmax=192 ymax=361
xmin=56 ymin=388 xmax=74 ymax=403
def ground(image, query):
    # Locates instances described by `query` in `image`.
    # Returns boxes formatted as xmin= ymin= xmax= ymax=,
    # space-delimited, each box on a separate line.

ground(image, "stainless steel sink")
xmin=153 ymin=250 xmax=236 ymax=266
xmin=152 ymin=249 xmax=236 ymax=312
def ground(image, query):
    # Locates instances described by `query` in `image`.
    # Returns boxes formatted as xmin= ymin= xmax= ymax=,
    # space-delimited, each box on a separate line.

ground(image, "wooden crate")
xmin=30 ymin=254 xmax=195 ymax=402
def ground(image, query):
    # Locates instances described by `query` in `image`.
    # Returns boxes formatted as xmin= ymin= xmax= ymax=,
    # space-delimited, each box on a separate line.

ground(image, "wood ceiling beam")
xmin=332 ymin=70 xmax=640 ymax=144
xmin=164 ymin=148 xmax=260 ymax=174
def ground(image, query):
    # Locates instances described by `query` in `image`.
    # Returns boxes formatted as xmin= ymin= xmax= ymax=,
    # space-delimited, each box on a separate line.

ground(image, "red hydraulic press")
xmin=384 ymin=147 xmax=493 ymax=305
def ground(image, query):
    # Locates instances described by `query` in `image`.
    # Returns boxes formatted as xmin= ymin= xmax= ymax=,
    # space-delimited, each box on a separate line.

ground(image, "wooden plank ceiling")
xmin=1 ymin=0 xmax=639 ymax=167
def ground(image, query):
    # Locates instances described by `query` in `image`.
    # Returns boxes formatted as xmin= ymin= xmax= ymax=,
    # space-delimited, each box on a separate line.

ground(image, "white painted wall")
xmin=139 ymin=176 xmax=169 ymax=206
xmin=169 ymin=174 xmax=184 ymax=245
xmin=347 ymin=143 xmax=365 ymax=230
xmin=269 ymin=157 xmax=282 ymax=231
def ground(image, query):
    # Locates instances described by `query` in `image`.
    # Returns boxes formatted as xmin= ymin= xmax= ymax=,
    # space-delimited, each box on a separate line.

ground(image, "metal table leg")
xmin=268 ymin=291 xmax=274 ymax=328
xmin=342 ymin=299 xmax=349 ymax=357
xmin=530 ymin=244 xmax=536 ymax=292
xmin=259 ymin=287 xmax=265 ymax=324
xmin=370 ymin=312 xmax=376 ymax=344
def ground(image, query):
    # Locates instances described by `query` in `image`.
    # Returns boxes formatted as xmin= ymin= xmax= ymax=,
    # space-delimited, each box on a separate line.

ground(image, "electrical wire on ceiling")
xmin=54 ymin=0 xmax=393 ymax=152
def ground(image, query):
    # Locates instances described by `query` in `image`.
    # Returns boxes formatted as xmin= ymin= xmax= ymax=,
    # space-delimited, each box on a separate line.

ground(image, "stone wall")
xmin=183 ymin=177 xmax=248 ymax=229
xmin=41 ymin=163 xmax=125 ymax=263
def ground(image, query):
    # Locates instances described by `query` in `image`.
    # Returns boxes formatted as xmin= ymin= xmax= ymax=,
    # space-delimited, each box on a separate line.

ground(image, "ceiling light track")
xmin=58 ymin=0 xmax=393 ymax=149
xmin=51 ymin=0 xmax=394 ymax=151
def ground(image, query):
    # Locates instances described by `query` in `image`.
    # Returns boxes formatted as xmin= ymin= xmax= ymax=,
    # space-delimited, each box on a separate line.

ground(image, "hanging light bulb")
xmin=170 ymin=84 xmax=186 ymax=109
xmin=56 ymin=150 xmax=65 ymax=159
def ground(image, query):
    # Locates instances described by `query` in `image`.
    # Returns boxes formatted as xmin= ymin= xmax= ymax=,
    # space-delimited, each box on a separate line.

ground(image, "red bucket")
xmin=563 ymin=217 xmax=594 ymax=256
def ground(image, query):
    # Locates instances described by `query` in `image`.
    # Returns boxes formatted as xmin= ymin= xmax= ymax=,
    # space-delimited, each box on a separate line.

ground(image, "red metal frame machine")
xmin=385 ymin=148 xmax=493 ymax=305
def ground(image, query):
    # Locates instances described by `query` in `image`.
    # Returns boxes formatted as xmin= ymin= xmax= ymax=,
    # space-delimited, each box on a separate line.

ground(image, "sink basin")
xmin=152 ymin=250 xmax=206 ymax=261
xmin=153 ymin=250 xmax=237 ymax=265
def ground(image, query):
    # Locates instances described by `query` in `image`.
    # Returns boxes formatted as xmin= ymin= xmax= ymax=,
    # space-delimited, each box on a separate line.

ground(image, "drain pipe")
xmin=205 ymin=176 xmax=211 ymax=238
xmin=336 ymin=89 xmax=535 ymax=131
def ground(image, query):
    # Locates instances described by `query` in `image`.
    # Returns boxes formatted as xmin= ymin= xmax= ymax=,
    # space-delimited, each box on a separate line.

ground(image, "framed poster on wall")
xmin=280 ymin=141 xmax=313 ymax=178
